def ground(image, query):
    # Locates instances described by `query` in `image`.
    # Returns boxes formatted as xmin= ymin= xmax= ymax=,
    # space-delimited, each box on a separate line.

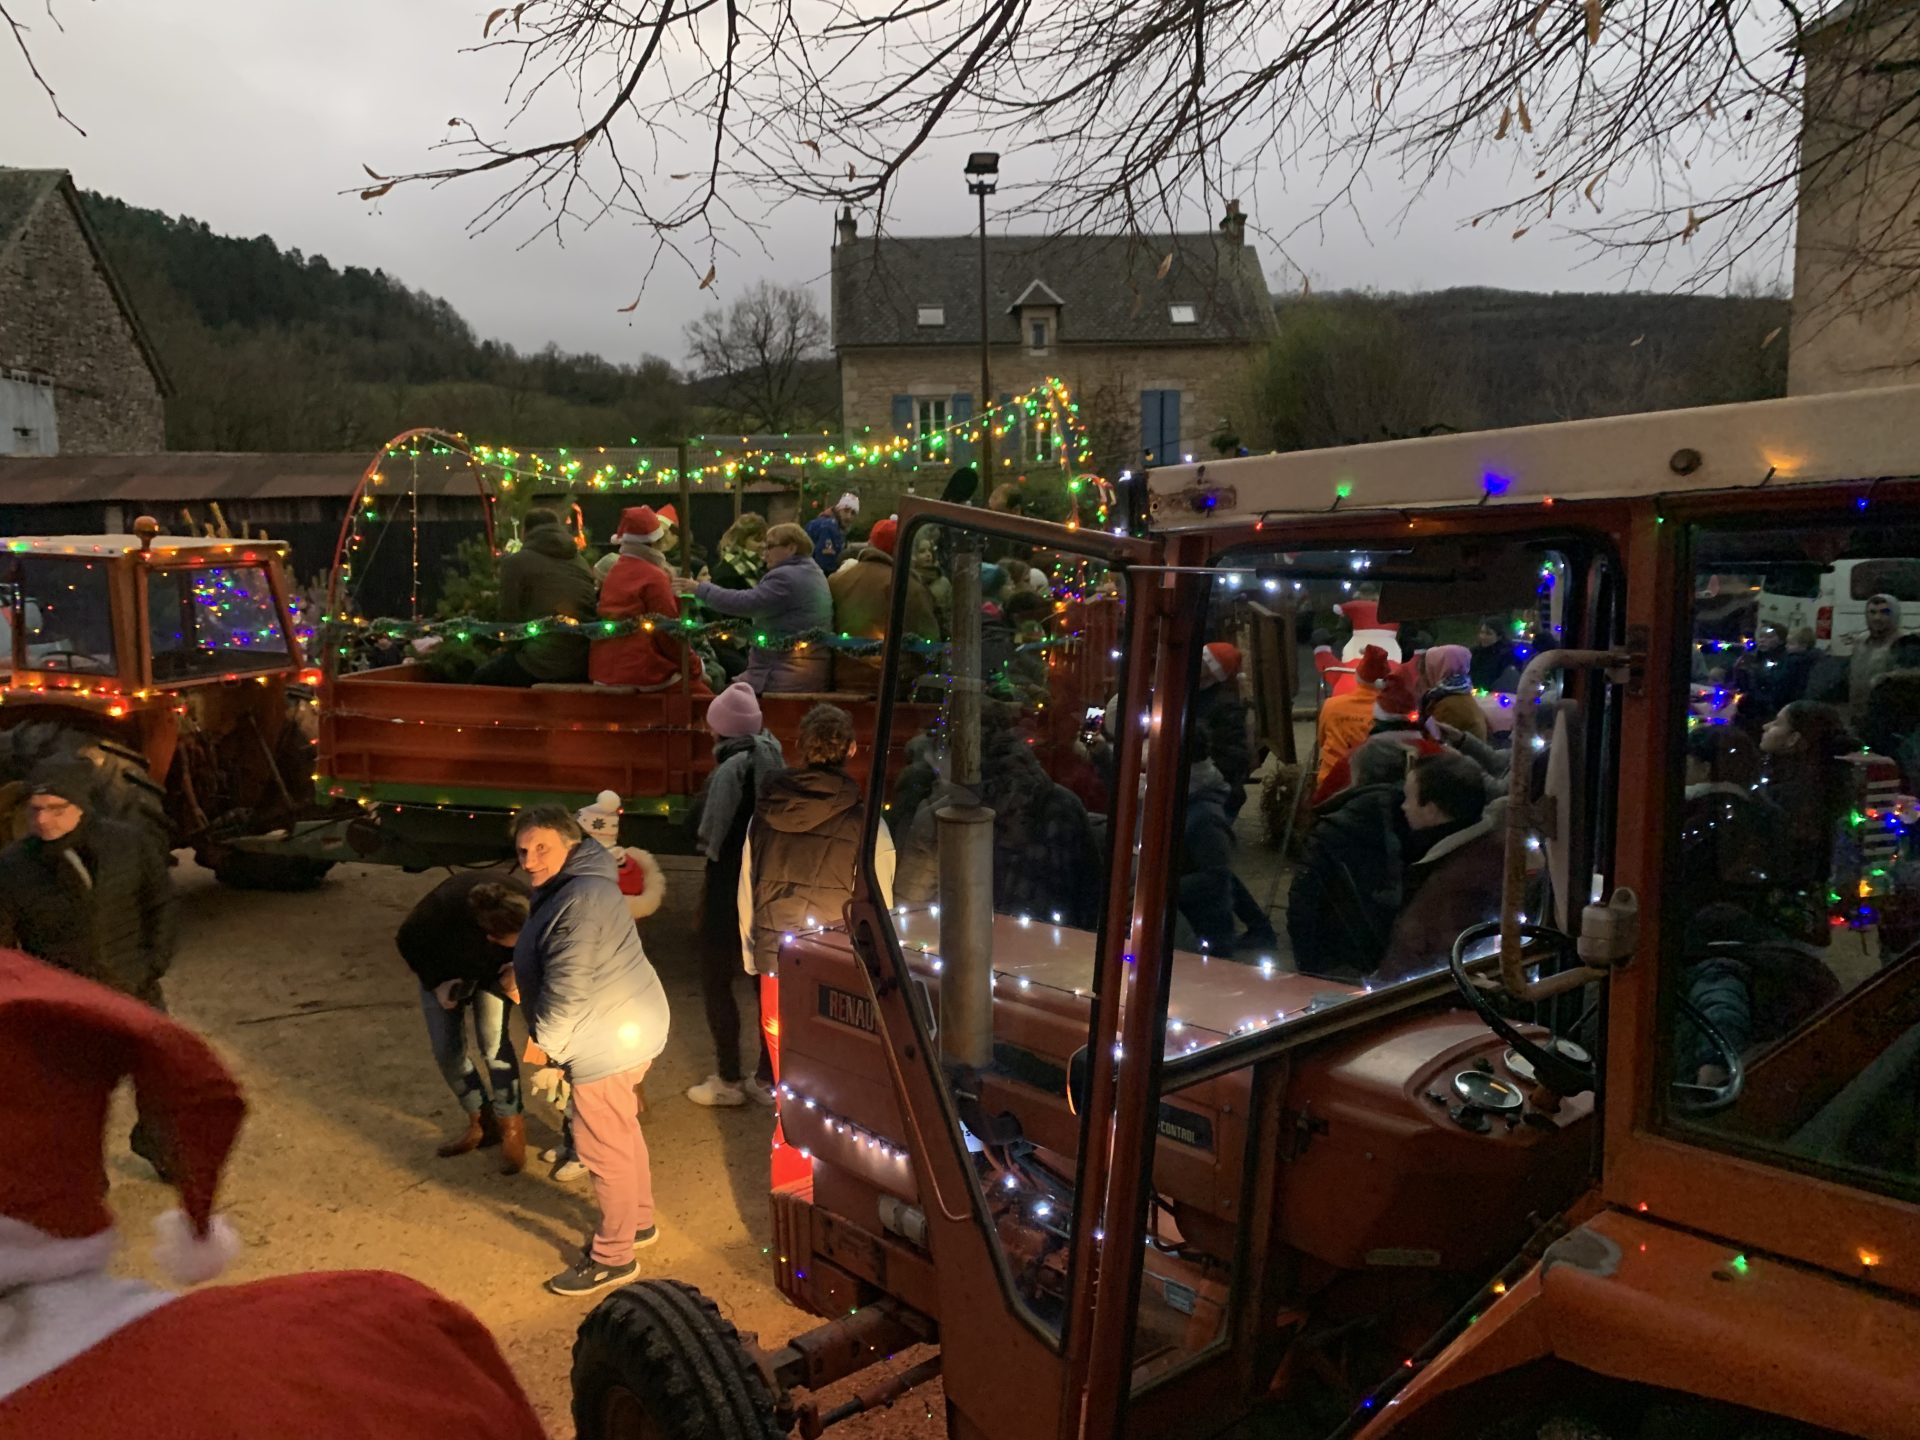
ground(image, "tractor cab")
xmin=570 ymin=385 xmax=1920 ymax=1440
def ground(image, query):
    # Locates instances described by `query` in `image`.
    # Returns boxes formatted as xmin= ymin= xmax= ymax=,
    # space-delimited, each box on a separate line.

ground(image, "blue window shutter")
xmin=1140 ymin=389 xmax=1163 ymax=466
xmin=891 ymin=394 xmax=914 ymax=438
xmin=1163 ymin=389 xmax=1182 ymax=461
xmin=949 ymin=393 xmax=973 ymax=465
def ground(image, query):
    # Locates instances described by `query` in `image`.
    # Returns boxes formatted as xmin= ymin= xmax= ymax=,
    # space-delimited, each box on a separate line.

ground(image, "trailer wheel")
xmin=572 ymin=1280 xmax=786 ymax=1440
xmin=208 ymin=849 xmax=334 ymax=891
xmin=0 ymin=719 xmax=170 ymax=855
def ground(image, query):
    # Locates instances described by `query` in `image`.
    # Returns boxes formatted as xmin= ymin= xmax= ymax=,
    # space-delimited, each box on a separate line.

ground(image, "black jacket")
xmin=1193 ymin=683 xmax=1254 ymax=804
xmin=497 ymin=521 xmax=598 ymax=680
xmin=395 ymin=868 xmax=528 ymax=996
xmin=748 ymin=766 xmax=868 ymax=974
xmin=1287 ymin=783 xmax=1406 ymax=979
xmin=0 ymin=817 xmax=175 ymax=996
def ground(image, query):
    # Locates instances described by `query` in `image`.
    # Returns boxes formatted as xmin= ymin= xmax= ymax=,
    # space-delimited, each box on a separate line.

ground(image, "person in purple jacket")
xmin=677 ymin=522 xmax=832 ymax=692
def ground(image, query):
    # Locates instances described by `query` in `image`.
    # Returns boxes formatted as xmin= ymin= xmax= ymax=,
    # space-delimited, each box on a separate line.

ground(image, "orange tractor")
xmin=0 ymin=520 xmax=332 ymax=888
xmin=572 ymin=384 xmax=1920 ymax=1439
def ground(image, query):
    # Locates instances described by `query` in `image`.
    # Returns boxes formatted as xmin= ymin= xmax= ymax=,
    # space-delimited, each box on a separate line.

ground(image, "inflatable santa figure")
xmin=0 ymin=951 xmax=546 ymax=1439
xmin=1313 ymin=596 xmax=1400 ymax=695
xmin=574 ymin=790 xmax=666 ymax=921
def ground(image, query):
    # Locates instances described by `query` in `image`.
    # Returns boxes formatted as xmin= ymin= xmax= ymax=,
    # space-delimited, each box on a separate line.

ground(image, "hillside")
xmin=80 ymin=193 xmax=695 ymax=451
xmin=1237 ymin=285 xmax=1789 ymax=455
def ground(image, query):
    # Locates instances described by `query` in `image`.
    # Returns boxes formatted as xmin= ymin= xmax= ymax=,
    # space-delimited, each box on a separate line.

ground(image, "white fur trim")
xmin=0 ymin=1274 xmax=173 ymax=1400
xmin=0 ymin=1214 xmax=116 ymax=1291
xmin=150 ymin=1210 xmax=240 ymax=1287
xmin=621 ymin=847 xmax=667 ymax=920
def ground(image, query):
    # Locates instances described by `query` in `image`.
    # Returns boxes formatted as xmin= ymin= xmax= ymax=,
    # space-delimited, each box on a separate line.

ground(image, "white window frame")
xmin=1169 ymin=303 xmax=1198 ymax=325
xmin=917 ymin=305 xmax=946 ymax=327
xmin=916 ymin=396 xmax=950 ymax=462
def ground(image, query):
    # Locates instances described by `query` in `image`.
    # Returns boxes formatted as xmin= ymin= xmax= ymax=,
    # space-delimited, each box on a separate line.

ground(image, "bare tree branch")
xmin=3 ymin=0 xmax=85 ymax=135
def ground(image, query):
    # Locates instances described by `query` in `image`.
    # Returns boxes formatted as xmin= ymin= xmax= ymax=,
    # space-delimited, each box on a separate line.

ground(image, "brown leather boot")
xmin=497 ymin=1114 xmax=527 ymax=1175
xmin=436 ymin=1110 xmax=501 ymax=1158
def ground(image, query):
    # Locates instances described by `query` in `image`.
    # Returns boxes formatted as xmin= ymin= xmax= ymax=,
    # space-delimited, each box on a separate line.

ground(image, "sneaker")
xmin=545 ymin=1255 xmax=637 ymax=1297
xmin=686 ymin=1075 xmax=748 ymax=1107
xmin=540 ymin=1146 xmax=561 ymax=1164
xmin=634 ymin=1224 xmax=660 ymax=1249
xmin=552 ymin=1158 xmax=588 ymax=1183
xmin=743 ymin=1077 xmax=777 ymax=1108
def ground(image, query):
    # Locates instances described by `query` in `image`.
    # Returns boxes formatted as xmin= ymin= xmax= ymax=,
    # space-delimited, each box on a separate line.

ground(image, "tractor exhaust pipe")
xmin=938 ymin=537 xmax=994 ymax=1068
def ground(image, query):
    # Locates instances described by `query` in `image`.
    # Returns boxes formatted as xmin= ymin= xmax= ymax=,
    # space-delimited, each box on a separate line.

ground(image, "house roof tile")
xmin=833 ymin=230 xmax=1276 ymax=349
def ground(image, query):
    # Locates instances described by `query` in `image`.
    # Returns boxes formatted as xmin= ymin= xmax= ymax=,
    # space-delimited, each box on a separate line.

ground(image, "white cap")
xmin=835 ymin=492 xmax=861 ymax=515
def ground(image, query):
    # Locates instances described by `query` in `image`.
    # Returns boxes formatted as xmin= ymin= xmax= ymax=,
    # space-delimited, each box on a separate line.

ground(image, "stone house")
xmin=831 ymin=206 xmax=1276 ymax=480
xmin=1787 ymin=0 xmax=1920 ymax=394
xmin=0 ymin=168 xmax=170 ymax=454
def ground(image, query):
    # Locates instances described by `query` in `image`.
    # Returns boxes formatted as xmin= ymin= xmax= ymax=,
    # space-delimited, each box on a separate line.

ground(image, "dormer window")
xmin=917 ymin=306 xmax=945 ymax=327
xmin=1169 ymin=303 xmax=1198 ymax=325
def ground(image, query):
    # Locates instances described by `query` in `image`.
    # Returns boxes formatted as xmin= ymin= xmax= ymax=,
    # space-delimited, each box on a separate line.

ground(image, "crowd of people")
xmin=463 ymin=483 xmax=1005 ymax=700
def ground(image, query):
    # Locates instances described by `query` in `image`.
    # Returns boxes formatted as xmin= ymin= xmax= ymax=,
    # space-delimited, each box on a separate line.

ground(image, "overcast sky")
xmin=3 ymin=1 xmax=1777 ymax=369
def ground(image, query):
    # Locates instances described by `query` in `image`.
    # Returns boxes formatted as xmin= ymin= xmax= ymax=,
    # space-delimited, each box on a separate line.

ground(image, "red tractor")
xmin=0 ymin=519 xmax=331 ymax=888
xmin=571 ymin=383 xmax=1920 ymax=1440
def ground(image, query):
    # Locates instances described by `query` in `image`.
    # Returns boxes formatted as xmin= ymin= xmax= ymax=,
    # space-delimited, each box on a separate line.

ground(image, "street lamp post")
xmin=965 ymin=152 xmax=999 ymax=485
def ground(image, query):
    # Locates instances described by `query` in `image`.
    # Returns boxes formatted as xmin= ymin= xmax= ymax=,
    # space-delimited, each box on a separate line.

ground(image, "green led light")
xmin=1335 ymin=482 xmax=1353 ymax=499
xmin=1729 ymin=1254 xmax=1749 ymax=1274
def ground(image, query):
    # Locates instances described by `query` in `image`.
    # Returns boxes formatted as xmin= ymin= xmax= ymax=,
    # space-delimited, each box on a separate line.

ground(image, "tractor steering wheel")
xmin=1668 ymin=996 xmax=1745 ymax=1115
xmin=1449 ymin=920 xmax=1599 ymax=1097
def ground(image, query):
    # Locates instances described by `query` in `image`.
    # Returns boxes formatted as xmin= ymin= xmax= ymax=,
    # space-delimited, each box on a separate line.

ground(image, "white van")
xmin=1758 ymin=557 xmax=1920 ymax=656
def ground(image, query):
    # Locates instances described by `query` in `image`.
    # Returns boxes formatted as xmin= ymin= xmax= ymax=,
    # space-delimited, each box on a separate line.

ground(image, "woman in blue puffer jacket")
xmin=510 ymin=805 xmax=671 ymax=1297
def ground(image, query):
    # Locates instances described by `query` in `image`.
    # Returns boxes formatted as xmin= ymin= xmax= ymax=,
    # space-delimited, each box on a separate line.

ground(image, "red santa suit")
xmin=590 ymin=505 xmax=706 ymax=692
xmin=1313 ymin=597 xmax=1400 ymax=695
xmin=0 ymin=951 xmax=547 ymax=1440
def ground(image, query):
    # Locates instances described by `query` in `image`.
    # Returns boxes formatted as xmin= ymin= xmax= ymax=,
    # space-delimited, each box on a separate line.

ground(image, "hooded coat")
xmin=1176 ymin=759 xmax=1243 ymax=953
xmin=0 ymin=816 xmax=174 ymax=997
xmin=739 ymin=766 xmax=894 ymax=974
xmin=829 ymin=544 xmax=941 ymax=694
xmin=510 ymin=837 xmax=670 ymax=1084
xmin=690 ymin=730 xmax=787 ymax=973
xmin=1377 ymin=798 xmax=1509 ymax=983
xmin=693 ymin=553 xmax=834 ymax=693
xmin=591 ymin=546 xmax=694 ymax=690
xmin=496 ymin=521 xmax=598 ymax=681
xmin=1286 ymin=782 xmax=1407 ymax=979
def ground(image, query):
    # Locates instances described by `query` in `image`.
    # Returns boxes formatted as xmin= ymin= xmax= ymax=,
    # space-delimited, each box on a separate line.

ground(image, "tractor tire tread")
xmin=571 ymin=1280 xmax=783 ymax=1440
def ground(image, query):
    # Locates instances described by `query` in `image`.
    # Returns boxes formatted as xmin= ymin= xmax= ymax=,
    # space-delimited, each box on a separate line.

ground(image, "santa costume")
xmin=0 ymin=950 xmax=547 ymax=1439
xmin=591 ymin=505 xmax=707 ymax=693
xmin=1313 ymin=597 xmax=1399 ymax=695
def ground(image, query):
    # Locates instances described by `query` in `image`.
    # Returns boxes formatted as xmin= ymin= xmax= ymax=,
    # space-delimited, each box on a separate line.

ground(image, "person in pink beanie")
xmin=685 ymin=683 xmax=786 ymax=1106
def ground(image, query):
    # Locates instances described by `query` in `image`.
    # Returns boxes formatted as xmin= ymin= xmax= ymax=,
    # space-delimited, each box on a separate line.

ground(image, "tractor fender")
xmin=1368 ymin=1209 xmax=1920 ymax=1439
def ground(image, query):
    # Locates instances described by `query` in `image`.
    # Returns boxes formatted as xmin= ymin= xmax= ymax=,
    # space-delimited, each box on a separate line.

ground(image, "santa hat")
xmin=612 ymin=847 xmax=667 ymax=921
xmin=574 ymin=789 xmax=623 ymax=845
xmin=868 ymin=517 xmax=900 ymax=556
xmin=1355 ymin=644 xmax=1393 ymax=686
xmin=0 ymin=951 xmax=245 ymax=1293
xmin=609 ymin=507 xmax=667 ymax=545
xmin=706 ymin=680 xmax=763 ymax=739
xmin=1201 ymin=642 xmax=1241 ymax=685
xmin=1335 ymin=597 xmax=1383 ymax=630
xmin=657 ymin=503 xmax=679 ymax=529
xmin=1374 ymin=672 xmax=1419 ymax=722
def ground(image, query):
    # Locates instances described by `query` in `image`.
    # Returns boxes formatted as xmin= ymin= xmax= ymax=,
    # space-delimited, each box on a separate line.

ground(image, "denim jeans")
xmin=419 ymin=985 xmax=522 ymax=1117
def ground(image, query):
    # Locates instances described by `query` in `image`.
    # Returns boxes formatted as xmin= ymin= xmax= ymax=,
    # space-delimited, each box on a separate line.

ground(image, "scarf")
xmin=695 ymin=730 xmax=787 ymax=861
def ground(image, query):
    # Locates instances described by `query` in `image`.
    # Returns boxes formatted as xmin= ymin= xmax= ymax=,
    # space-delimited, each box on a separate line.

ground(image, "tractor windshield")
xmin=7 ymin=556 xmax=117 ymax=676
xmin=146 ymin=564 xmax=291 ymax=681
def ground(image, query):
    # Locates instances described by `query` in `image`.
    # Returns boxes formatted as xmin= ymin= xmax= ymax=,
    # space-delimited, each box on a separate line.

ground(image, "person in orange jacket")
xmin=590 ymin=506 xmax=707 ymax=692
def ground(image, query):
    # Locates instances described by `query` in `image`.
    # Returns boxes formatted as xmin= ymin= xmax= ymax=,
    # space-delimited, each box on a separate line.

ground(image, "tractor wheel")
xmin=572 ymin=1280 xmax=786 ymax=1440
xmin=0 ymin=719 xmax=170 ymax=854
xmin=207 ymin=693 xmax=332 ymax=891
xmin=209 ymin=849 xmax=334 ymax=892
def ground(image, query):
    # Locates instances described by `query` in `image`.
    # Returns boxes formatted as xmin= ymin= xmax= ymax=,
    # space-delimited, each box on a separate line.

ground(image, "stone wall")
xmin=840 ymin=342 xmax=1258 ymax=477
xmin=1787 ymin=11 xmax=1920 ymax=395
xmin=0 ymin=189 xmax=165 ymax=453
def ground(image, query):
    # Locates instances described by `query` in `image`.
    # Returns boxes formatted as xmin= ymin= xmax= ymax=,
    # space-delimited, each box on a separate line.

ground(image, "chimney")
xmin=835 ymin=206 xmax=857 ymax=246
xmin=1220 ymin=198 xmax=1245 ymax=247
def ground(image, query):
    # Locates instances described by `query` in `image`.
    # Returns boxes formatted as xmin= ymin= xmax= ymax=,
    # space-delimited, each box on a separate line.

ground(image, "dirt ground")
xmin=103 ymin=854 xmax=947 ymax=1440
